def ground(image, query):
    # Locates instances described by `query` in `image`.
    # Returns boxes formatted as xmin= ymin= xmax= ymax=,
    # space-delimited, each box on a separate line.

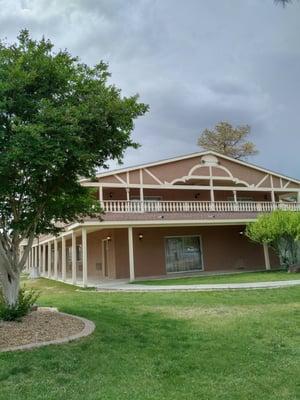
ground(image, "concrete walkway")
xmin=95 ymin=279 xmax=300 ymax=292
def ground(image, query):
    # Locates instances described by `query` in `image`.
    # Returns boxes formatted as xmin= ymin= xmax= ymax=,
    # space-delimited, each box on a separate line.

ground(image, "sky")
xmin=0 ymin=0 xmax=299 ymax=178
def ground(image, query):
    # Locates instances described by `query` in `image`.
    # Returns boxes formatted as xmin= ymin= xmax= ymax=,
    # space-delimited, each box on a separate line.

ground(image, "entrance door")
xmin=102 ymin=239 xmax=109 ymax=277
xmin=165 ymin=236 xmax=203 ymax=273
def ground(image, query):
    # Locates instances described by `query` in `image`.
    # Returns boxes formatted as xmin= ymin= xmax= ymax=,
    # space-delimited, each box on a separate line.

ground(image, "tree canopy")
xmin=0 ymin=30 xmax=148 ymax=306
xmin=246 ymin=211 xmax=300 ymax=269
xmin=197 ymin=121 xmax=258 ymax=160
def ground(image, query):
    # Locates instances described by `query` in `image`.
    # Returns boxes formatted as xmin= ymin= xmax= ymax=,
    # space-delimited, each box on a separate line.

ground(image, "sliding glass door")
xmin=165 ymin=236 xmax=203 ymax=273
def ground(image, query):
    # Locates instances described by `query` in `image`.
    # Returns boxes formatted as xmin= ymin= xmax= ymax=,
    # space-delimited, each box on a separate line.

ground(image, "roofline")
xmin=80 ymin=150 xmax=300 ymax=185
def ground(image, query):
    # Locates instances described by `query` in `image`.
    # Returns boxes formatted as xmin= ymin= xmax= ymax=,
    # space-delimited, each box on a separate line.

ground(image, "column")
xmin=54 ymin=239 xmax=58 ymax=279
xmin=38 ymin=245 xmax=42 ymax=274
xmin=128 ymin=227 xmax=135 ymax=281
xmin=48 ymin=241 xmax=52 ymax=278
xmin=61 ymin=236 xmax=66 ymax=282
xmin=82 ymin=228 xmax=88 ymax=287
xmin=42 ymin=244 xmax=46 ymax=276
xmin=263 ymin=243 xmax=271 ymax=271
xmin=139 ymin=169 xmax=144 ymax=212
xmin=297 ymin=191 xmax=300 ymax=205
xmin=99 ymin=185 xmax=103 ymax=208
xmin=72 ymin=231 xmax=77 ymax=285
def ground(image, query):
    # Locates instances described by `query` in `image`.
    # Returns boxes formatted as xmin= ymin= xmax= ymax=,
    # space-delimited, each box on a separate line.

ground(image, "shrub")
xmin=0 ymin=287 xmax=40 ymax=321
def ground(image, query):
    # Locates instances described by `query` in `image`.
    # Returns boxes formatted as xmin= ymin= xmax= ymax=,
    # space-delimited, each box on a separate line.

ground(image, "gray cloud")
xmin=0 ymin=0 xmax=299 ymax=177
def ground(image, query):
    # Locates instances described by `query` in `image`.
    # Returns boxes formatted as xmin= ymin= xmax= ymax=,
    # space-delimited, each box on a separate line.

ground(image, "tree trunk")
xmin=0 ymin=271 xmax=20 ymax=307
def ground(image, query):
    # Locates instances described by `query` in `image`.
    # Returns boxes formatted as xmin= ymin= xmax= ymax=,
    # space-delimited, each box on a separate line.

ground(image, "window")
xmin=165 ymin=236 xmax=203 ymax=273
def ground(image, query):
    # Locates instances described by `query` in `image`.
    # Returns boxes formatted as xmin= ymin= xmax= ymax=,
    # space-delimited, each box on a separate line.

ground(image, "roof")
xmin=80 ymin=150 xmax=300 ymax=185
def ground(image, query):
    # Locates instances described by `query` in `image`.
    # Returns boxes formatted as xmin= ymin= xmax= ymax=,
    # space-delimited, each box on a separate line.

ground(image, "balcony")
xmin=102 ymin=200 xmax=300 ymax=214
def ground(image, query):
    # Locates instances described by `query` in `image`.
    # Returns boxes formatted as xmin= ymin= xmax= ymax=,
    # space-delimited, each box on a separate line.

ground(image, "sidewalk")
xmin=95 ymin=279 xmax=300 ymax=292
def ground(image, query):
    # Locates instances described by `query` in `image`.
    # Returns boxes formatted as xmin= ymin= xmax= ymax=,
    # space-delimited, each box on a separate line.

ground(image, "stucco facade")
xmin=24 ymin=151 xmax=300 ymax=285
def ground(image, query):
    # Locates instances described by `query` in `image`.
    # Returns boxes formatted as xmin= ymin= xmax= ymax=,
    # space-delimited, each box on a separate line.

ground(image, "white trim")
xmin=82 ymin=228 xmax=88 ymax=287
xmin=54 ymin=239 xmax=58 ymax=279
xmin=61 ymin=236 xmax=66 ymax=282
xmin=80 ymin=150 xmax=300 ymax=185
xmin=128 ymin=227 xmax=135 ymax=281
xmin=81 ymin=181 xmax=300 ymax=192
xmin=114 ymin=174 xmax=126 ymax=184
xmin=256 ymin=174 xmax=269 ymax=188
xmin=144 ymin=168 xmax=163 ymax=184
xmin=283 ymin=180 xmax=291 ymax=189
xmin=71 ymin=231 xmax=77 ymax=285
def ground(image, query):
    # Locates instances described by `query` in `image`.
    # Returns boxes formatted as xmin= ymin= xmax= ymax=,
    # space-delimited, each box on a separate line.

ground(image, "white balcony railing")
xmin=102 ymin=200 xmax=300 ymax=213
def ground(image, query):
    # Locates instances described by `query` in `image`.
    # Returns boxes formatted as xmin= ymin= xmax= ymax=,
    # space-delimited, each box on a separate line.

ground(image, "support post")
xmin=54 ymin=239 xmax=58 ymax=279
xmin=61 ymin=236 xmax=66 ymax=282
xmin=48 ymin=241 xmax=52 ymax=278
xmin=42 ymin=244 xmax=46 ymax=276
xmin=128 ymin=227 xmax=135 ymax=281
xmin=99 ymin=185 xmax=103 ymax=208
xmin=263 ymin=243 xmax=271 ymax=271
xmin=82 ymin=228 xmax=88 ymax=287
xmin=38 ymin=245 xmax=42 ymax=275
xmin=72 ymin=231 xmax=77 ymax=285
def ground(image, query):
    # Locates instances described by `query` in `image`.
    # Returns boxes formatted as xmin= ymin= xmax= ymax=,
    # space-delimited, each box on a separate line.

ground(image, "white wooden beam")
xmin=144 ymin=168 xmax=163 ymax=185
xmin=82 ymin=228 xmax=88 ymax=287
xmin=81 ymin=181 xmax=300 ymax=192
xmin=42 ymin=244 xmax=46 ymax=276
xmin=128 ymin=227 xmax=135 ymax=281
xmin=72 ymin=231 xmax=77 ymax=285
xmin=54 ymin=239 xmax=58 ymax=279
xmin=48 ymin=241 xmax=52 ymax=278
xmin=61 ymin=236 xmax=66 ymax=282
xmin=38 ymin=245 xmax=42 ymax=275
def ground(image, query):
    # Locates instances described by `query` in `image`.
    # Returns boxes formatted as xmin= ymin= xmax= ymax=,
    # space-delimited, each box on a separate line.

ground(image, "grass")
xmin=132 ymin=270 xmax=300 ymax=285
xmin=0 ymin=278 xmax=299 ymax=400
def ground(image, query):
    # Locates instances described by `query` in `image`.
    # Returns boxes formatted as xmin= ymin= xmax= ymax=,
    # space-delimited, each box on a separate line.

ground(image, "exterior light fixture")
xmin=106 ymin=235 xmax=111 ymax=241
xmin=138 ymin=233 xmax=143 ymax=240
xmin=239 ymin=231 xmax=244 ymax=236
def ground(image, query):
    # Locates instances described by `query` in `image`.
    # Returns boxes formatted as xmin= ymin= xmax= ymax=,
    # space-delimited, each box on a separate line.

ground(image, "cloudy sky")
xmin=0 ymin=0 xmax=299 ymax=177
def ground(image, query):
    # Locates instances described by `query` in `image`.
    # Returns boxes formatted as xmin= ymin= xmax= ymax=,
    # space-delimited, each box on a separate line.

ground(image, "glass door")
xmin=165 ymin=236 xmax=203 ymax=273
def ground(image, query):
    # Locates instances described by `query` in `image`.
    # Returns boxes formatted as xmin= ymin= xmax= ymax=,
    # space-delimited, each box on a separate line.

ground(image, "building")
xmin=25 ymin=151 xmax=300 ymax=286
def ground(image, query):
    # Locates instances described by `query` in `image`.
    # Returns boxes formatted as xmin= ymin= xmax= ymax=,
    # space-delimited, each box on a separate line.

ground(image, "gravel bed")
xmin=0 ymin=308 xmax=85 ymax=350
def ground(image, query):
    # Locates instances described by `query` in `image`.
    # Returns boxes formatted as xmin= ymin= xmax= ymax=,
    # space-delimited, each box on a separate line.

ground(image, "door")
xmin=165 ymin=236 xmax=203 ymax=273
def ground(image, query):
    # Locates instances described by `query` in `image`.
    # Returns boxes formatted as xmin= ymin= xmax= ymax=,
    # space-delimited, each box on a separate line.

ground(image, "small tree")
xmin=0 ymin=30 xmax=148 ymax=307
xmin=197 ymin=122 xmax=258 ymax=160
xmin=246 ymin=211 xmax=300 ymax=270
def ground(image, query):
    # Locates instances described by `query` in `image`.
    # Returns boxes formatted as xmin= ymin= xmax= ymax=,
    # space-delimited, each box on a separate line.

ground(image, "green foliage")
xmin=197 ymin=121 xmax=258 ymax=159
xmin=0 ymin=29 xmax=148 ymax=298
xmin=0 ymin=286 xmax=39 ymax=321
xmin=0 ymin=29 xmax=148 ymax=240
xmin=246 ymin=211 xmax=300 ymax=268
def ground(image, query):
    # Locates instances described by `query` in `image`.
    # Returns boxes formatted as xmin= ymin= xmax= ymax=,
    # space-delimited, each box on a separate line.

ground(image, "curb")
xmin=0 ymin=311 xmax=95 ymax=353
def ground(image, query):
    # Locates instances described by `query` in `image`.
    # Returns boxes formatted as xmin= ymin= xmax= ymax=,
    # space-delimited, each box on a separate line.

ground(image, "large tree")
xmin=0 ymin=30 xmax=148 ymax=307
xmin=197 ymin=121 xmax=258 ymax=160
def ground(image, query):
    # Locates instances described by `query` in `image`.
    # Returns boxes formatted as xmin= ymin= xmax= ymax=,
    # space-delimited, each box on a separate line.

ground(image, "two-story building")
xmin=25 ymin=151 xmax=300 ymax=286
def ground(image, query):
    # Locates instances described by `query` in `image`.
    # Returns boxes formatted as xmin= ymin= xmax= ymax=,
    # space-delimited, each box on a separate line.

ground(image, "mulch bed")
xmin=0 ymin=308 xmax=85 ymax=350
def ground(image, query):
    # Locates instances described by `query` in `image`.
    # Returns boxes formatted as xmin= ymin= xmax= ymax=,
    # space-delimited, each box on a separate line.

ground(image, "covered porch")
xmin=26 ymin=222 xmax=279 ymax=286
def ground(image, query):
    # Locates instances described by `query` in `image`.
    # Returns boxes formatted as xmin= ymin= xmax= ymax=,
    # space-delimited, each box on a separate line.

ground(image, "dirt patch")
xmin=0 ymin=308 xmax=86 ymax=350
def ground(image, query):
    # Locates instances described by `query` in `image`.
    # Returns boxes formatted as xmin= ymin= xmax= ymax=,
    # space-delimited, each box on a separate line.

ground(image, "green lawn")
xmin=0 ymin=278 xmax=299 ymax=400
xmin=133 ymin=270 xmax=300 ymax=285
